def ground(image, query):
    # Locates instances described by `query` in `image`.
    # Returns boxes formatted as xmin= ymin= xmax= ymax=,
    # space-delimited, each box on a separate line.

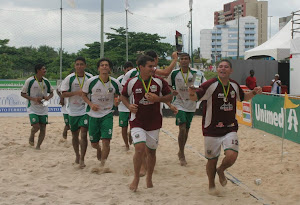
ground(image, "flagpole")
xmin=281 ymin=108 xmax=286 ymax=162
xmin=100 ymin=0 xmax=104 ymax=58
xmin=190 ymin=3 xmax=193 ymax=67
xmin=60 ymin=0 xmax=63 ymax=82
xmin=125 ymin=2 xmax=129 ymax=62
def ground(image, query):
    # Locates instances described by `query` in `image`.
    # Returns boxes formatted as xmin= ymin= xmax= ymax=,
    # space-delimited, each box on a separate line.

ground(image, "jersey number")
xmin=232 ymin=140 xmax=238 ymax=145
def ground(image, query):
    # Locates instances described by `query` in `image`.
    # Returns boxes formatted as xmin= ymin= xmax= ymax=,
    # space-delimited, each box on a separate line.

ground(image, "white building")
xmin=200 ymin=16 xmax=258 ymax=63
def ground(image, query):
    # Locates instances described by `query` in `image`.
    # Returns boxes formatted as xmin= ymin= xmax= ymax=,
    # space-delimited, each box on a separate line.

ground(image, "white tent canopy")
xmin=244 ymin=19 xmax=300 ymax=60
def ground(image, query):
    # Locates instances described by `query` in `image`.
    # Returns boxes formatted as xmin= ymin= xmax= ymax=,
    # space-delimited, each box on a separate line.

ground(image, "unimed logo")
xmin=255 ymin=104 xmax=298 ymax=132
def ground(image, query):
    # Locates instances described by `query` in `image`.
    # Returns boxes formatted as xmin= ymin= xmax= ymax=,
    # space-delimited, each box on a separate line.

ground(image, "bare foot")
xmin=75 ymin=155 xmax=80 ymax=164
xmin=97 ymin=148 xmax=102 ymax=161
xmin=208 ymin=187 xmax=220 ymax=196
xmin=179 ymin=158 xmax=187 ymax=166
xmin=217 ymin=168 xmax=227 ymax=187
xmin=125 ymin=145 xmax=129 ymax=151
xmin=178 ymin=153 xmax=187 ymax=166
xmin=29 ymin=137 xmax=34 ymax=146
xmin=100 ymin=160 xmax=106 ymax=167
xmin=79 ymin=160 xmax=86 ymax=168
xmin=35 ymin=146 xmax=41 ymax=150
xmin=62 ymin=135 xmax=67 ymax=140
xmin=129 ymin=177 xmax=139 ymax=192
xmin=146 ymin=177 xmax=153 ymax=188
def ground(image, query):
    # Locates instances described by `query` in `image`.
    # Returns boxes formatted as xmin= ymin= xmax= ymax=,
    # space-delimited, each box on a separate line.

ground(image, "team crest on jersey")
xmin=150 ymin=85 xmax=157 ymax=92
xmin=135 ymin=88 xmax=143 ymax=94
xmin=188 ymin=78 xmax=193 ymax=82
xmin=135 ymin=134 xmax=139 ymax=138
xmin=207 ymin=150 xmax=212 ymax=155
xmin=230 ymin=91 xmax=235 ymax=98
xmin=96 ymin=88 xmax=102 ymax=92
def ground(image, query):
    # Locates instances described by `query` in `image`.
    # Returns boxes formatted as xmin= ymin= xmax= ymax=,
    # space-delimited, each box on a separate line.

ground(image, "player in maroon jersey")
xmin=121 ymin=55 xmax=172 ymax=192
xmin=189 ymin=59 xmax=262 ymax=193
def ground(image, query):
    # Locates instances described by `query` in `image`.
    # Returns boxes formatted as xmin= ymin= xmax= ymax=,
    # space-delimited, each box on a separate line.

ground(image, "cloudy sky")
xmin=0 ymin=0 xmax=299 ymax=53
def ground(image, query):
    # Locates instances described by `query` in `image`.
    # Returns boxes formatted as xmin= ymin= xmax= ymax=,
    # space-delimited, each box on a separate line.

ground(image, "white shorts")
xmin=131 ymin=128 xmax=160 ymax=150
xmin=204 ymin=132 xmax=239 ymax=159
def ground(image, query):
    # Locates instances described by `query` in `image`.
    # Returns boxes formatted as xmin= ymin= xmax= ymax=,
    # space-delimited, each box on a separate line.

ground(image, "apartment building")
xmin=214 ymin=0 xmax=267 ymax=45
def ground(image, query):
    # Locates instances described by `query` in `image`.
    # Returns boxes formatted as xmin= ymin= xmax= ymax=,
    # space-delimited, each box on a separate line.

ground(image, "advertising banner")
xmin=252 ymin=94 xmax=300 ymax=144
xmin=236 ymin=100 xmax=252 ymax=127
xmin=0 ymin=89 xmax=61 ymax=117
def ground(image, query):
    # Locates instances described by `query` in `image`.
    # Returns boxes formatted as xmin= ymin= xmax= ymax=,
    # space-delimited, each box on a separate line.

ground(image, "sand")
xmin=0 ymin=115 xmax=300 ymax=205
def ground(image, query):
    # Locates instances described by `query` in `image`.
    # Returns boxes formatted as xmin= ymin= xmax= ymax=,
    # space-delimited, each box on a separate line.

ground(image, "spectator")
xmin=246 ymin=70 xmax=257 ymax=90
xmin=271 ymin=74 xmax=281 ymax=94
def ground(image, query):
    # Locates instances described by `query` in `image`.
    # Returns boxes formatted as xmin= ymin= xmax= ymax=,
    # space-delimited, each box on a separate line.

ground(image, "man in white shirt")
xmin=61 ymin=57 xmax=93 ymax=168
xmin=82 ymin=58 xmax=122 ymax=167
xmin=21 ymin=64 xmax=54 ymax=150
xmin=271 ymin=74 xmax=281 ymax=94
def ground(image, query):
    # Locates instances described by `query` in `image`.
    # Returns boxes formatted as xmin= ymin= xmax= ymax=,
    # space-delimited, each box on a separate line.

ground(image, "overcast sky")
xmin=0 ymin=0 xmax=299 ymax=53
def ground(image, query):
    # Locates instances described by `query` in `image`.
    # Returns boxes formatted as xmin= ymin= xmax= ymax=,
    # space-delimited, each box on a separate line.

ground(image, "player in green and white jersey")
xmin=21 ymin=64 xmax=54 ymax=150
xmin=117 ymin=61 xmax=134 ymax=150
xmin=167 ymin=53 xmax=206 ymax=166
xmin=61 ymin=57 xmax=93 ymax=168
xmin=82 ymin=58 xmax=122 ymax=167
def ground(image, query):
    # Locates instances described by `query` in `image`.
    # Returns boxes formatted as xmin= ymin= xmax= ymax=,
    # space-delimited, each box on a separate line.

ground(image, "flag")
xmin=125 ymin=0 xmax=129 ymax=10
xmin=175 ymin=31 xmax=183 ymax=52
xmin=284 ymin=93 xmax=299 ymax=109
xmin=189 ymin=0 xmax=193 ymax=10
xmin=66 ymin=0 xmax=76 ymax=8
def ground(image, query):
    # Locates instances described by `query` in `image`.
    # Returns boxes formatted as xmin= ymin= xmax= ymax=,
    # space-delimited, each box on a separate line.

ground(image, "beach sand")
xmin=0 ymin=116 xmax=300 ymax=205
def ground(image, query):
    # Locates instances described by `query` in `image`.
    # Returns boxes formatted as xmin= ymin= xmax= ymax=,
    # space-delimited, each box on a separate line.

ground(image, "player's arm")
xmin=145 ymin=92 xmax=172 ymax=103
xmin=82 ymin=92 xmax=99 ymax=111
xmin=62 ymin=90 xmax=82 ymax=98
xmin=120 ymin=95 xmax=138 ymax=114
xmin=244 ymin=87 xmax=262 ymax=101
xmin=165 ymin=101 xmax=178 ymax=114
xmin=21 ymin=92 xmax=42 ymax=104
xmin=155 ymin=51 xmax=178 ymax=77
xmin=188 ymin=87 xmax=198 ymax=101
xmin=44 ymin=92 xmax=53 ymax=101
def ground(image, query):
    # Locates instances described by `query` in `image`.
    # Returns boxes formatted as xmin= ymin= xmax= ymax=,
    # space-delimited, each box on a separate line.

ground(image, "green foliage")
xmin=204 ymin=71 xmax=218 ymax=80
xmin=0 ymin=28 xmax=176 ymax=80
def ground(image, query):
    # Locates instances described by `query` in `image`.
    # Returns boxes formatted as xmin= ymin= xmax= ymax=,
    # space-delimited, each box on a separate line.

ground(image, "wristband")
xmin=252 ymin=90 xmax=257 ymax=95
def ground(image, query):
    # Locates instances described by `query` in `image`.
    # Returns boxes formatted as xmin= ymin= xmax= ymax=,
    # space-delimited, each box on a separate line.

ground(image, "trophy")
xmin=41 ymin=99 xmax=49 ymax=107
xmin=193 ymin=70 xmax=204 ymax=88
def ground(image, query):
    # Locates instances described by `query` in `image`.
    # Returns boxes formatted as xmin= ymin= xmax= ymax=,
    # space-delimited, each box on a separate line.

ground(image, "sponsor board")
xmin=252 ymin=94 xmax=300 ymax=144
xmin=236 ymin=100 xmax=252 ymax=127
xmin=0 ymin=89 xmax=62 ymax=117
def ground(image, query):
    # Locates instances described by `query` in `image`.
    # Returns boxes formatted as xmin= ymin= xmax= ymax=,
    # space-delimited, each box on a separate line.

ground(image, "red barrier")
xmin=262 ymin=86 xmax=272 ymax=93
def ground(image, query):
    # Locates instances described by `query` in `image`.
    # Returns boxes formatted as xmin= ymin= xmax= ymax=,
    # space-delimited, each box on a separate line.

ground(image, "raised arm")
xmin=155 ymin=51 xmax=178 ymax=77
